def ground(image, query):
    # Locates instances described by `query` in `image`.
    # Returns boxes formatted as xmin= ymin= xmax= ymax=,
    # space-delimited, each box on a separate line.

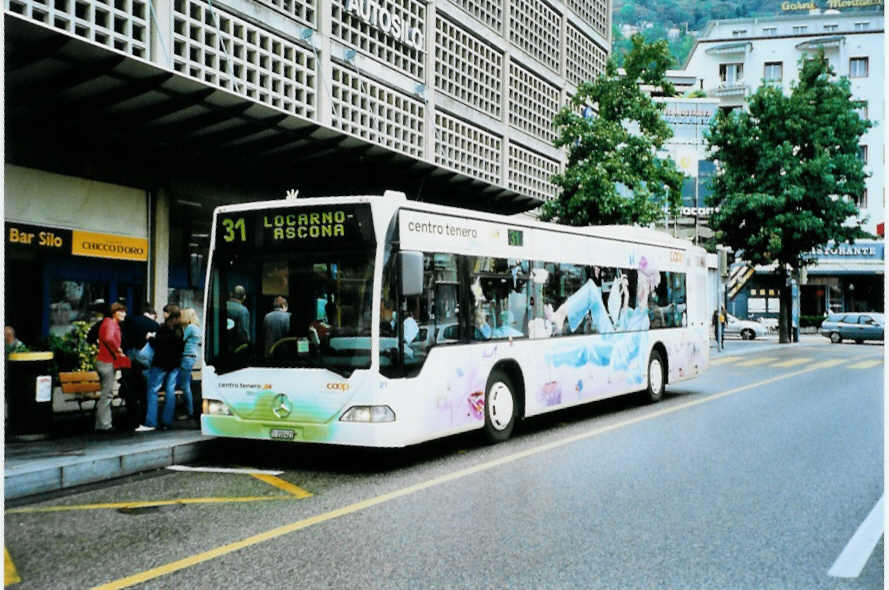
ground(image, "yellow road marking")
xmin=250 ymin=474 xmax=313 ymax=498
xmin=772 ymin=358 xmax=812 ymax=368
xmin=5 ymin=496 xmax=296 ymax=514
xmin=5 ymin=547 xmax=21 ymax=586
xmin=91 ymin=361 xmax=845 ymax=590
xmin=736 ymin=357 xmax=777 ymax=367
xmin=709 ymin=356 xmax=741 ymax=366
xmin=848 ymin=359 xmax=883 ymax=369
xmin=809 ymin=359 xmax=846 ymax=370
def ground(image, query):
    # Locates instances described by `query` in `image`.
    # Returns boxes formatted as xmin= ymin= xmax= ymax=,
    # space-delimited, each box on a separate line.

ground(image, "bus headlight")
xmin=203 ymin=399 xmax=232 ymax=416
xmin=340 ymin=405 xmax=396 ymax=423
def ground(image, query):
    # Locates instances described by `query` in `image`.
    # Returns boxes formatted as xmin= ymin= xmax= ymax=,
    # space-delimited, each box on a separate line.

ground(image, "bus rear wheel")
xmin=484 ymin=369 xmax=517 ymax=443
xmin=641 ymin=350 xmax=665 ymax=404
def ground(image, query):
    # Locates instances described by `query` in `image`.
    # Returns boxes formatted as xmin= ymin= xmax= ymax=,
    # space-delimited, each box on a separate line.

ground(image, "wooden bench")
xmin=59 ymin=368 xmax=201 ymax=415
xmin=59 ymin=371 xmax=102 ymax=412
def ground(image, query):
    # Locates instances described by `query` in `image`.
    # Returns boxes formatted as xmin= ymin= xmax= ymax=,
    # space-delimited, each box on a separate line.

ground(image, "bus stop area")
xmin=7 ymin=338 xmax=828 ymax=503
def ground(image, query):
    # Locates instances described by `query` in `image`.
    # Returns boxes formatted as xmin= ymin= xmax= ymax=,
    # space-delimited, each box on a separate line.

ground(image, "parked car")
xmin=724 ymin=313 xmax=769 ymax=340
xmin=819 ymin=312 xmax=884 ymax=344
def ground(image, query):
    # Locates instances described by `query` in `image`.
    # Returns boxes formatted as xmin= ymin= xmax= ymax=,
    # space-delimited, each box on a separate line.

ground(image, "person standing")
xmin=95 ymin=303 xmax=128 ymax=433
xmin=178 ymin=308 xmax=201 ymax=421
xmin=263 ymin=296 xmax=290 ymax=356
xmin=137 ymin=305 xmax=183 ymax=432
xmin=226 ymin=285 xmax=250 ymax=345
xmin=120 ymin=304 xmax=159 ymax=431
xmin=717 ymin=306 xmax=727 ymax=351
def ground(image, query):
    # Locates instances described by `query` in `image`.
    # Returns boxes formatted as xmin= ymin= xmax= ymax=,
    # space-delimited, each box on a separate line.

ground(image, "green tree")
xmin=541 ymin=35 xmax=684 ymax=226
xmin=705 ymin=51 xmax=871 ymax=342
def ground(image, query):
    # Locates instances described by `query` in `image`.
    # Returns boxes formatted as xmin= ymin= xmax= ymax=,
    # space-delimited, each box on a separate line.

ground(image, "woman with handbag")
xmin=137 ymin=305 xmax=184 ymax=432
xmin=95 ymin=302 xmax=129 ymax=433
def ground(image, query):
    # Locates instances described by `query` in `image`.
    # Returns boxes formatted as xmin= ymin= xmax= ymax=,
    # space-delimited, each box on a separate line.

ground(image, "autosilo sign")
xmin=343 ymin=0 xmax=424 ymax=50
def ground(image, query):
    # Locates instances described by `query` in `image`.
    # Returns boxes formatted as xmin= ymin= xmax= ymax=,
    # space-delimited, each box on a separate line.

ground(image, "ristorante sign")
xmin=6 ymin=222 xmax=148 ymax=261
xmin=343 ymin=0 xmax=424 ymax=50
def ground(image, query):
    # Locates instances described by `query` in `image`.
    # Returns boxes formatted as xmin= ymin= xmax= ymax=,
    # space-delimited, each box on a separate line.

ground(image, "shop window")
xmin=49 ymin=280 xmax=107 ymax=336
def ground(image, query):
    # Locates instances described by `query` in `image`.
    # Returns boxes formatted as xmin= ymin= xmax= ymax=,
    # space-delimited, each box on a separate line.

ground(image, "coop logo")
xmin=326 ymin=383 xmax=350 ymax=391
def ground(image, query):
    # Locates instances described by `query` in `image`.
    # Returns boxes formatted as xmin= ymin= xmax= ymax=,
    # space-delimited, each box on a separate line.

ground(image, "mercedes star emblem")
xmin=271 ymin=393 xmax=292 ymax=419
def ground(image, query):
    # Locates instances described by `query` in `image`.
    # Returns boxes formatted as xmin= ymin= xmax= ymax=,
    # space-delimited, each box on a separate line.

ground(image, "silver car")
xmin=724 ymin=313 xmax=769 ymax=340
xmin=819 ymin=312 xmax=884 ymax=344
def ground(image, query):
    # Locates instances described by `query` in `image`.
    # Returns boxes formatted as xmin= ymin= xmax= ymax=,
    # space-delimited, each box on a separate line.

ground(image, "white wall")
xmin=5 ymin=164 xmax=148 ymax=237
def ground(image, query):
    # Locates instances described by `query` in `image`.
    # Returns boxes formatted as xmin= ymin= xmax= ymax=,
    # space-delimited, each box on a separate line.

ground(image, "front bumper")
xmin=200 ymin=414 xmax=403 ymax=447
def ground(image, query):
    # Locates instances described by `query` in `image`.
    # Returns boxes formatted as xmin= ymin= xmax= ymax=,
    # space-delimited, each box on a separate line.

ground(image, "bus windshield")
xmin=205 ymin=204 xmax=376 ymax=377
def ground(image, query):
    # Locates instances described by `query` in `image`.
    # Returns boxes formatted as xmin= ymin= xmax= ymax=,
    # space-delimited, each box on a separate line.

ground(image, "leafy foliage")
xmin=541 ymin=35 xmax=685 ymax=227
xmin=705 ymin=52 xmax=871 ymax=341
xmin=705 ymin=51 xmax=871 ymax=271
xmin=48 ymin=321 xmax=98 ymax=372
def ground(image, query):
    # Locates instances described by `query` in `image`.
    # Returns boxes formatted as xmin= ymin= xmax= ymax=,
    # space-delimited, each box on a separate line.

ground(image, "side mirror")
xmin=399 ymin=251 xmax=424 ymax=296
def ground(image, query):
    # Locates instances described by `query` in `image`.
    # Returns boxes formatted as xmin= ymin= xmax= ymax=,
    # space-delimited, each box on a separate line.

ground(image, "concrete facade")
xmin=4 ymin=0 xmax=612 ymax=341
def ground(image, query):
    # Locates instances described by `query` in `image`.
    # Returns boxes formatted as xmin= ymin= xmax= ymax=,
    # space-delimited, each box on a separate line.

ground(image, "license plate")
xmin=269 ymin=429 xmax=296 ymax=441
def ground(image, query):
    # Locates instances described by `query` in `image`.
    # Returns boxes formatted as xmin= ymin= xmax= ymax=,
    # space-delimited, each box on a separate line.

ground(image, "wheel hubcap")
xmin=488 ymin=382 xmax=514 ymax=431
xmin=649 ymin=360 xmax=663 ymax=396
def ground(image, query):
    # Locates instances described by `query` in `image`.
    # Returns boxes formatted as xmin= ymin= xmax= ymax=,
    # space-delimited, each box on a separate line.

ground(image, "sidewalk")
xmin=4 ymin=425 xmax=217 ymax=501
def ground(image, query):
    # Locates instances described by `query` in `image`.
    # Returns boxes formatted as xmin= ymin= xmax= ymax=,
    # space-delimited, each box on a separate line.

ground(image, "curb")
xmin=4 ymin=433 xmax=217 ymax=501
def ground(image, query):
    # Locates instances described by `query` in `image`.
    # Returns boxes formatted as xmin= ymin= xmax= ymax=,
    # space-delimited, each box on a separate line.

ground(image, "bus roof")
xmin=213 ymin=192 xmax=703 ymax=253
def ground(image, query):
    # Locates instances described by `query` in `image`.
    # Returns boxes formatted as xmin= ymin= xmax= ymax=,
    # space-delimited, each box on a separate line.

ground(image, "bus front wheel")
xmin=641 ymin=350 xmax=665 ymax=404
xmin=484 ymin=369 xmax=517 ymax=443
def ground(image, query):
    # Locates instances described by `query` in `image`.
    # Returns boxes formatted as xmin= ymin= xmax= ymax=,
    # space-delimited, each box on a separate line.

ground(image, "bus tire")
xmin=641 ymin=350 xmax=665 ymax=404
xmin=483 ymin=369 xmax=517 ymax=443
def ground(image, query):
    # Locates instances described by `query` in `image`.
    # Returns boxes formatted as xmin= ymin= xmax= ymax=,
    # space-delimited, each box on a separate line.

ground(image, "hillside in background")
xmin=609 ymin=0 xmax=879 ymax=68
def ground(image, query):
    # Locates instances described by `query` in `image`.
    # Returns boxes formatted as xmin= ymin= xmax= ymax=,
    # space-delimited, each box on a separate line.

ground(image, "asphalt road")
xmin=5 ymin=338 xmax=883 ymax=589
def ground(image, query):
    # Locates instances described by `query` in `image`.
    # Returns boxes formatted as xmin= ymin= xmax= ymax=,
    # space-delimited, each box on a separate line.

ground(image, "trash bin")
xmin=6 ymin=352 xmax=55 ymax=441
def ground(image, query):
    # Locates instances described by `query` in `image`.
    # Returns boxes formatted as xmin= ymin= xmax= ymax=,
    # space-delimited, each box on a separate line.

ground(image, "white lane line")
xmin=166 ymin=465 xmax=284 ymax=475
xmin=828 ymin=494 xmax=884 ymax=578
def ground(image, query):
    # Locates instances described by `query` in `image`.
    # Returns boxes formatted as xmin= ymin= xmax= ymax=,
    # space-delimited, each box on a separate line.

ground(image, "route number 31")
xmin=221 ymin=217 xmax=246 ymax=242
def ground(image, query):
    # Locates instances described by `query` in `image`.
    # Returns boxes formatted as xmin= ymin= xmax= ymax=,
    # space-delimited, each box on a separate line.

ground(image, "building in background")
xmin=682 ymin=8 xmax=884 ymax=236
xmin=681 ymin=8 xmax=884 ymax=318
xmin=654 ymin=95 xmax=719 ymax=243
xmin=4 ymin=0 xmax=611 ymax=345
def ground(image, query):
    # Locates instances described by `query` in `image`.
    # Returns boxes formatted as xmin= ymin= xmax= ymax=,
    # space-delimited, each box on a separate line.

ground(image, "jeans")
xmin=95 ymin=360 xmax=116 ymax=430
xmin=146 ymin=366 xmax=179 ymax=427
xmin=177 ymin=355 xmax=197 ymax=418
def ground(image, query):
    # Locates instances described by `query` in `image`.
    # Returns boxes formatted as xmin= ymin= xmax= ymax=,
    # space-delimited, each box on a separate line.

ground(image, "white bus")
xmin=201 ymin=191 xmax=710 ymax=446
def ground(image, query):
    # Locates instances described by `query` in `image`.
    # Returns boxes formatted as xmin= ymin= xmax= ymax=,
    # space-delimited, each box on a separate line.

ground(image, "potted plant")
xmin=47 ymin=321 xmax=97 ymax=374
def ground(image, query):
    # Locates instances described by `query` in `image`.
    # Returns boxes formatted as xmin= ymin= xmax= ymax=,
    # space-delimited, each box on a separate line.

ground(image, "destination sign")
xmin=215 ymin=204 xmax=375 ymax=252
